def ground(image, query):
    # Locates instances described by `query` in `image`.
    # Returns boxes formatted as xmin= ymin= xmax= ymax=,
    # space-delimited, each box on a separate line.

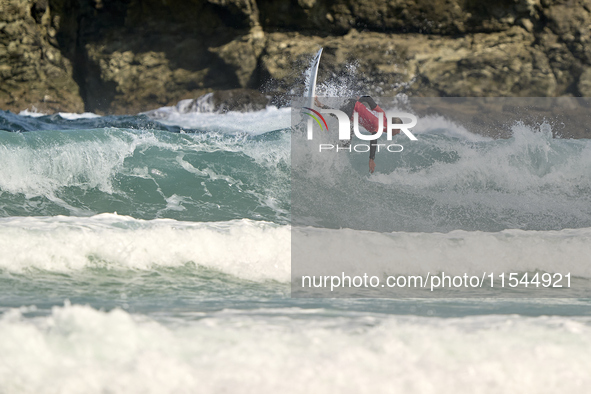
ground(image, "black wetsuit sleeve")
xmin=339 ymin=99 xmax=357 ymax=118
xmin=370 ymin=138 xmax=377 ymax=160
xmin=358 ymin=96 xmax=378 ymax=110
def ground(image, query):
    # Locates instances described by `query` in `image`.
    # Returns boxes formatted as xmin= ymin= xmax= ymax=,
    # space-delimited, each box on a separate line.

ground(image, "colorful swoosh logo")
xmin=303 ymin=107 xmax=328 ymax=131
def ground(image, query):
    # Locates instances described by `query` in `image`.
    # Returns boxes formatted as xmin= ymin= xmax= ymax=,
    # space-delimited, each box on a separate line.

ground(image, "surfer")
xmin=315 ymin=96 xmax=400 ymax=173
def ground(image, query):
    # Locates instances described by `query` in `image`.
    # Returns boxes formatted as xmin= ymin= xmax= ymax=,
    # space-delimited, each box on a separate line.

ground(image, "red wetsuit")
xmin=341 ymin=97 xmax=399 ymax=160
xmin=353 ymin=101 xmax=387 ymax=135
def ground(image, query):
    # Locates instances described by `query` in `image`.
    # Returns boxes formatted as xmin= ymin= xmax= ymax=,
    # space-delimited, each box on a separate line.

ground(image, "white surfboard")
xmin=305 ymin=48 xmax=323 ymax=108
xmin=303 ymin=48 xmax=323 ymax=137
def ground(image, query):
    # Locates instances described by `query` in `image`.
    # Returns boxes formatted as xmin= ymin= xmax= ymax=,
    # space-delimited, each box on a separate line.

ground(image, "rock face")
xmin=2 ymin=0 xmax=591 ymax=114
xmin=0 ymin=0 xmax=83 ymax=113
xmin=49 ymin=0 xmax=266 ymax=114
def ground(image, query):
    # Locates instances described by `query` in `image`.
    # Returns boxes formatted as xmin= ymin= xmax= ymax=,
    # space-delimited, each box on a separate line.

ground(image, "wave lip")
xmin=0 ymin=127 xmax=291 ymax=222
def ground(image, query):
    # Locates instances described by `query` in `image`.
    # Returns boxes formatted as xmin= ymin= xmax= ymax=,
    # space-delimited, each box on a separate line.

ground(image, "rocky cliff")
xmin=1 ymin=0 xmax=591 ymax=114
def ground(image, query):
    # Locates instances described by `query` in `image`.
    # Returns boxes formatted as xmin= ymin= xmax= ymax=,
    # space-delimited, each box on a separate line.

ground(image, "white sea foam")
xmin=148 ymin=106 xmax=291 ymax=135
xmin=410 ymin=114 xmax=493 ymax=141
xmin=0 ymin=130 xmax=147 ymax=197
xmin=294 ymin=226 xmax=591 ymax=278
xmin=1 ymin=303 xmax=590 ymax=394
xmin=58 ymin=112 xmax=101 ymax=120
xmin=18 ymin=109 xmax=46 ymax=117
xmin=17 ymin=110 xmax=101 ymax=119
xmin=1 ymin=214 xmax=591 ymax=281
xmin=0 ymin=215 xmax=290 ymax=281
xmin=371 ymin=121 xmax=591 ymax=193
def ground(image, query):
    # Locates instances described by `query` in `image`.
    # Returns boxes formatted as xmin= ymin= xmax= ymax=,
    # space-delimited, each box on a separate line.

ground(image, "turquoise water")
xmin=1 ymin=108 xmax=591 ymax=393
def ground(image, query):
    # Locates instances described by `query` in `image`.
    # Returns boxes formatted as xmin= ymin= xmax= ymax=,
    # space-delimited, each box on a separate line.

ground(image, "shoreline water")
xmin=0 ymin=105 xmax=590 ymax=393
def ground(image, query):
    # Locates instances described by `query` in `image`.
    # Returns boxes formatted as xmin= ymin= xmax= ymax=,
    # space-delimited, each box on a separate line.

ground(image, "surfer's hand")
xmin=369 ymin=159 xmax=376 ymax=173
xmin=314 ymin=97 xmax=323 ymax=108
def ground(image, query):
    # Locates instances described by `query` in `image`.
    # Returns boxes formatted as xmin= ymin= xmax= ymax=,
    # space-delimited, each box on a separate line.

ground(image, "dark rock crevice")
xmin=31 ymin=0 xmax=48 ymax=24
xmin=50 ymin=0 xmax=133 ymax=112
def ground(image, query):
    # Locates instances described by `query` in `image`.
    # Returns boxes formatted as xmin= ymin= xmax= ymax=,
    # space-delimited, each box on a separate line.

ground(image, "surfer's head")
xmin=358 ymin=96 xmax=378 ymax=110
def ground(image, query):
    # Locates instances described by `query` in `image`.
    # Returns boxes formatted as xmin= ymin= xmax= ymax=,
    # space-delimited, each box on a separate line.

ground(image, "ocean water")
xmin=1 ymin=103 xmax=591 ymax=393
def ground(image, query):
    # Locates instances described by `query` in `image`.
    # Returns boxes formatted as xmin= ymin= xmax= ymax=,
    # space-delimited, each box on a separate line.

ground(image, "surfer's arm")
xmin=314 ymin=97 xmax=330 ymax=109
